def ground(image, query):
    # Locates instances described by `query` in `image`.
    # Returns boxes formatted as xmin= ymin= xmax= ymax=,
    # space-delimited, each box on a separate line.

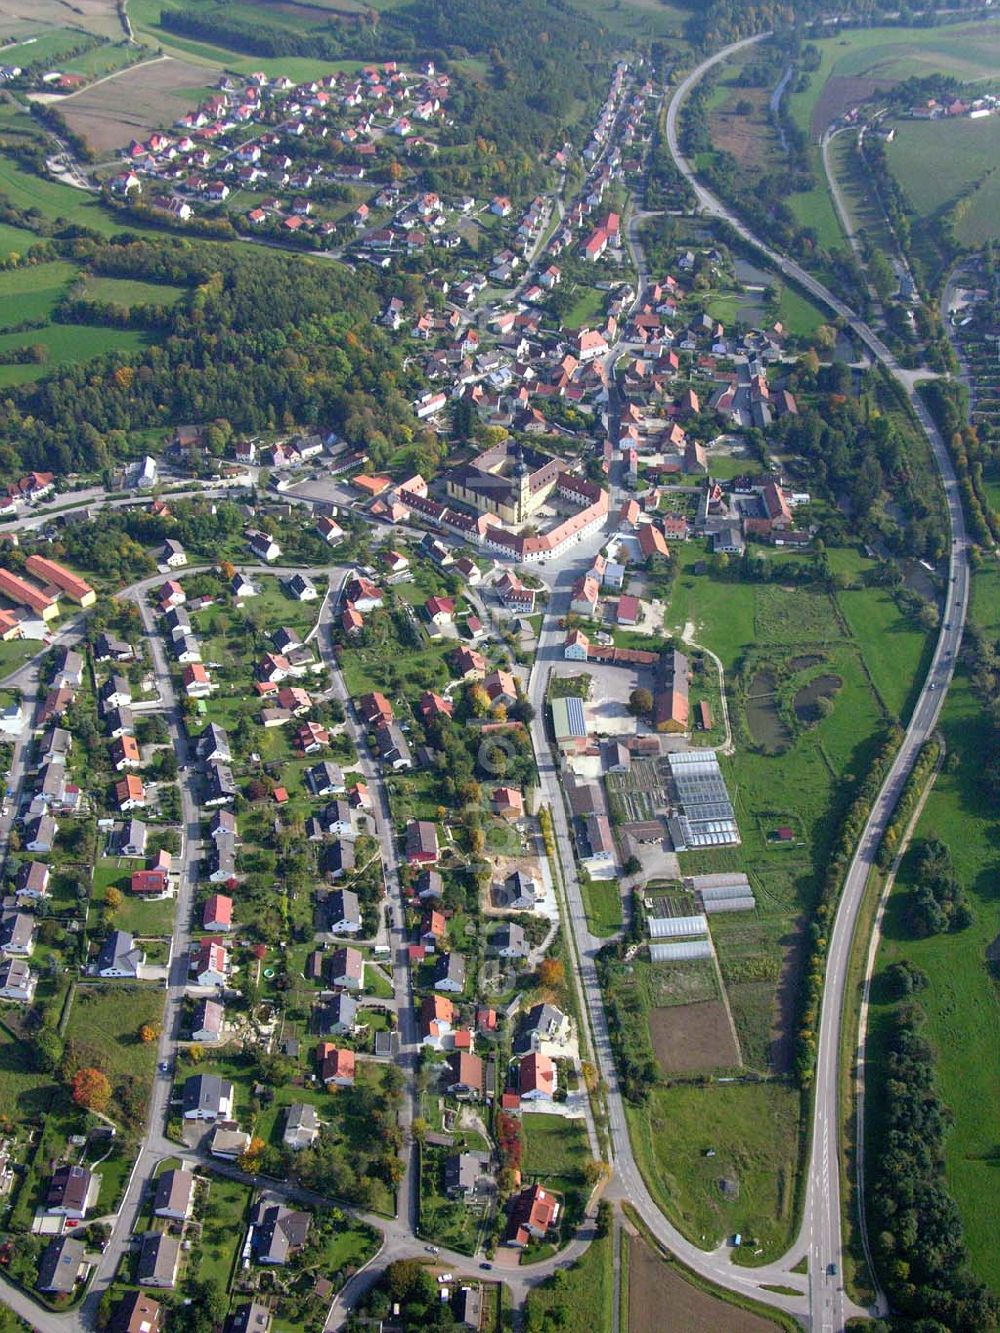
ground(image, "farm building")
xmin=666 ymin=750 xmax=739 ymax=848
xmin=649 ymin=939 xmax=714 ymax=963
xmin=688 ymin=872 xmax=756 ymax=914
xmin=551 ymin=695 xmax=587 ymax=756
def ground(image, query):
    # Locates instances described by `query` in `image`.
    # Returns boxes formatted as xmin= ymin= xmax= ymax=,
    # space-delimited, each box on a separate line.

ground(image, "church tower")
xmin=513 ymin=446 xmax=531 ymax=524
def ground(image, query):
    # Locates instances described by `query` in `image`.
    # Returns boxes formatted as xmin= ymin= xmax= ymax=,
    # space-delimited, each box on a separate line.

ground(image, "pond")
xmin=745 ymin=671 xmax=792 ymax=753
xmin=733 ymin=258 xmax=772 ymax=288
xmin=789 ymin=654 xmax=824 ymax=672
xmin=793 ymin=673 xmax=842 ymax=723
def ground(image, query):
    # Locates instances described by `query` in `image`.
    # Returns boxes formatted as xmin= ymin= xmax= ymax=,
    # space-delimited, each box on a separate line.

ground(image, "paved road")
xmin=665 ymin=34 xmax=971 ymax=1331
xmin=524 ymin=558 xmax=812 ymax=1317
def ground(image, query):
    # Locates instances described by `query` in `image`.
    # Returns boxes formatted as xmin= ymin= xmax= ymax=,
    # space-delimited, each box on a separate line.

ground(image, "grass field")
xmin=0 ymin=260 xmax=76 ymax=325
xmin=63 ymin=983 xmax=163 ymax=1116
xmin=629 ymin=1082 xmax=802 ymax=1261
xmin=65 ymin=41 xmax=142 ymax=80
xmin=786 ymin=162 xmax=846 ymax=255
xmin=884 ymin=115 xmax=1000 ymax=247
xmin=866 ymin=559 xmax=1000 ymax=1293
xmin=197 ymin=1175 xmax=252 ymax=1289
xmin=560 ymin=284 xmax=607 ymax=331
xmin=566 ymin=0 xmax=687 ymax=39
xmin=0 ymin=156 xmax=126 ymax=232
xmin=0 ymin=323 xmax=149 ymax=387
xmin=1 ymin=28 xmax=86 ymax=66
xmin=525 ymin=1230 xmax=613 ymax=1331
xmin=785 ymin=20 xmax=1000 ymax=139
xmin=521 ymin=1113 xmax=590 ymax=1182
xmin=580 ymin=876 xmax=623 ymax=937
xmin=128 ymin=0 xmax=367 ymax=76
xmin=0 ymin=221 xmax=35 ymax=257
xmin=0 ymin=1019 xmax=57 ymax=1123
xmin=833 ymin=582 xmax=931 ymax=722
xmin=81 ymin=275 xmax=186 ymax=307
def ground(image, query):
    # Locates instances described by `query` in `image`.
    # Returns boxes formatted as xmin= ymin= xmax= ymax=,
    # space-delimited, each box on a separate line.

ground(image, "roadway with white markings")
xmin=663 ymin=33 xmax=971 ymax=1331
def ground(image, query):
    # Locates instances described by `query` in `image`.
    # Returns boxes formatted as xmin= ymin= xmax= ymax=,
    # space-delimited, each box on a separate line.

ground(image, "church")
xmin=445 ymin=441 xmax=566 ymax=526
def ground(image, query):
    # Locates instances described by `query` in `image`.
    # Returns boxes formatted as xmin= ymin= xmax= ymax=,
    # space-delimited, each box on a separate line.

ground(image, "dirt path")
xmin=30 ymin=53 xmax=170 ymax=104
xmin=681 ymin=620 xmax=734 ymax=755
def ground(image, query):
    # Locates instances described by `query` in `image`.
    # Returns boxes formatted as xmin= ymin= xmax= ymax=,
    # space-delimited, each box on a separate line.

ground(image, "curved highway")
xmin=664 ymin=33 xmax=971 ymax=1332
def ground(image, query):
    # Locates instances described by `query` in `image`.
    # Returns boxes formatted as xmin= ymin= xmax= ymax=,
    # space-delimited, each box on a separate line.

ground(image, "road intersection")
xmin=0 ymin=41 xmax=973 ymax=1333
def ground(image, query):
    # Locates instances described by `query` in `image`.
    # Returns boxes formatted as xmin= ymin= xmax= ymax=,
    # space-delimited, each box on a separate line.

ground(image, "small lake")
xmin=793 ymin=673 xmax=842 ymax=723
xmin=746 ymin=670 xmax=792 ymax=752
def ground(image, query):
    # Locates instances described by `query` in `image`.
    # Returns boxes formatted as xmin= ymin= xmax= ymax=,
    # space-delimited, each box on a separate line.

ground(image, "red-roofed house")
xmin=203 ymin=894 xmax=233 ymax=931
xmin=637 ymin=524 xmax=669 ymax=560
xmin=492 ymin=787 xmax=524 ymax=821
xmin=506 ymin=1185 xmax=560 ymax=1246
xmin=519 ymin=1052 xmax=556 ymax=1101
xmin=318 ymin=1043 xmax=355 ymax=1087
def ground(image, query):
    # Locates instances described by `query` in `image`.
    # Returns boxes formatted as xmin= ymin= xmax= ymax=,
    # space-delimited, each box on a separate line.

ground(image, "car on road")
xmin=425 ymin=1245 xmax=439 ymax=1255
xmin=929 ymin=683 xmax=936 ymax=690
xmin=828 ymin=1262 xmax=838 ymax=1276
xmin=480 ymin=1262 xmax=492 ymax=1270
xmin=158 ymin=1061 xmax=171 ymax=1073
xmin=437 ymin=1273 xmax=453 ymax=1284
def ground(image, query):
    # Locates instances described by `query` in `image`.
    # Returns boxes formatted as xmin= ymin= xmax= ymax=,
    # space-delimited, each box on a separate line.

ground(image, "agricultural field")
xmin=785 ymin=20 xmax=1000 ymax=140
xmin=866 ymin=558 xmax=1000 ymax=1293
xmin=627 ymin=1237 xmax=782 ymax=1333
xmin=648 ymin=1001 xmax=740 ymax=1075
xmin=0 ymin=1 xmax=124 ymax=43
xmin=628 ymin=1081 xmax=802 ymax=1261
xmin=59 ymin=55 xmax=219 ymax=153
xmin=884 ymin=115 xmax=1000 ymax=247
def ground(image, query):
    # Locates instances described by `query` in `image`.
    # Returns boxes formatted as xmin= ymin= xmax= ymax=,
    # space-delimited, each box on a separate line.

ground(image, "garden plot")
xmin=605 ymin=757 xmax=668 ymax=824
xmin=648 ymin=1001 xmax=740 ymax=1075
